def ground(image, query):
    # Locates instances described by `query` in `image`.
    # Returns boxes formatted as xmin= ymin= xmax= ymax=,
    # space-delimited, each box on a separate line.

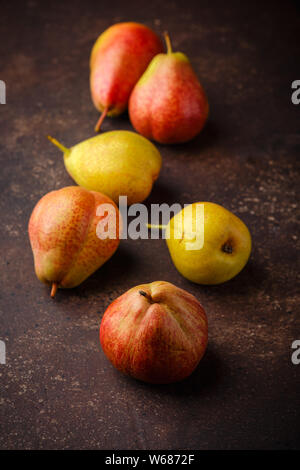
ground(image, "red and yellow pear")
xmin=100 ymin=281 xmax=208 ymax=384
xmin=90 ymin=22 xmax=163 ymax=131
xmin=28 ymin=186 xmax=121 ymax=297
xmin=129 ymin=33 xmax=209 ymax=144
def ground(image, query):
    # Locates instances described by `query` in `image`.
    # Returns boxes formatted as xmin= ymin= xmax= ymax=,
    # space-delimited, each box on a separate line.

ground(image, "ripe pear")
xmin=129 ymin=33 xmax=209 ymax=144
xmin=28 ymin=186 xmax=121 ymax=297
xmin=100 ymin=281 xmax=208 ymax=384
xmin=48 ymin=131 xmax=162 ymax=205
xmin=90 ymin=22 xmax=163 ymax=131
xmin=161 ymin=202 xmax=251 ymax=284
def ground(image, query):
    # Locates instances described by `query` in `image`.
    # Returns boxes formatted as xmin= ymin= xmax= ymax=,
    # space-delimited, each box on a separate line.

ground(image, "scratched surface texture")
xmin=0 ymin=0 xmax=299 ymax=450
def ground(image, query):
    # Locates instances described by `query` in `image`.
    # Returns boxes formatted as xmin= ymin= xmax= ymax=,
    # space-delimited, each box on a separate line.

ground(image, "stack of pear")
xmin=90 ymin=22 xmax=163 ymax=131
xmin=28 ymin=186 xmax=121 ymax=297
xmin=129 ymin=33 xmax=209 ymax=144
xmin=48 ymin=130 xmax=162 ymax=205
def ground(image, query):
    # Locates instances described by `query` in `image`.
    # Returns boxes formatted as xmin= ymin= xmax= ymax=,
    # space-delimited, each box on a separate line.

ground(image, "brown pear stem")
xmin=139 ymin=290 xmax=154 ymax=304
xmin=164 ymin=31 xmax=172 ymax=54
xmin=94 ymin=105 xmax=109 ymax=133
xmin=50 ymin=282 xmax=58 ymax=298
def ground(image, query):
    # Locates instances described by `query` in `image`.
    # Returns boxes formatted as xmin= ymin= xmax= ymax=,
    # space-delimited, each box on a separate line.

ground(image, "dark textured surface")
xmin=0 ymin=0 xmax=299 ymax=450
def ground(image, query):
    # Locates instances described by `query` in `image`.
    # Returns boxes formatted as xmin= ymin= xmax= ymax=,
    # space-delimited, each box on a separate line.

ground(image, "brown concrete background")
xmin=0 ymin=0 xmax=299 ymax=449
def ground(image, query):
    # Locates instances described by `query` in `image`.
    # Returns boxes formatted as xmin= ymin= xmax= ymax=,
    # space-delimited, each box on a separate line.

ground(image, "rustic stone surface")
xmin=0 ymin=0 xmax=299 ymax=449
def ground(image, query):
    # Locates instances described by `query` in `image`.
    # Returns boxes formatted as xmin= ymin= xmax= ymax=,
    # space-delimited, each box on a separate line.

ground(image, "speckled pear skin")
xmin=61 ymin=131 xmax=162 ymax=205
xmin=28 ymin=186 xmax=121 ymax=292
xmin=90 ymin=22 xmax=163 ymax=117
xmin=129 ymin=48 xmax=209 ymax=144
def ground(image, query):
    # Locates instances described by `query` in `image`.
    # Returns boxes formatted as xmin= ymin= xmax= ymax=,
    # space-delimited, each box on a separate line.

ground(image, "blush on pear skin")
xmin=100 ymin=281 xmax=208 ymax=384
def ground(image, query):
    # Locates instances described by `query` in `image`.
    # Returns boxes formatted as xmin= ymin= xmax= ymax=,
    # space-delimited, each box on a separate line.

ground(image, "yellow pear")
xmin=48 ymin=131 xmax=162 ymax=205
xmin=165 ymin=202 xmax=251 ymax=284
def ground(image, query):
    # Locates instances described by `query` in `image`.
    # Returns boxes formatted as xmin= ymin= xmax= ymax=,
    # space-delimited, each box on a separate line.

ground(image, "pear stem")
xmin=146 ymin=223 xmax=167 ymax=229
xmin=50 ymin=282 xmax=58 ymax=298
xmin=95 ymin=105 xmax=109 ymax=133
xmin=164 ymin=31 xmax=172 ymax=54
xmin=139 ymin=290 xmax=154 ymax=304
xmin=47 ymin=135 xmax=69 ymax=154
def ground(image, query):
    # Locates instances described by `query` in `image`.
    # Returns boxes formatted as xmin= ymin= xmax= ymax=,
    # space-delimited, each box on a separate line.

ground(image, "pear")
xmin=148 ymin=202 xmax=251 ymax=284
xmin=100 ymin=281 xmax=208 ymax=384
xmin=90 ymin=22 xmax=163 ymax=131
xmin=164 ymin=202 xmax=251 ymax=284
xmin=48 ymin=131 xmax=162 ymax=205
xmin=28 ymin=186 xmax=121 ymax=297
xmin=129 ymin=33 xmax=209 ymax=144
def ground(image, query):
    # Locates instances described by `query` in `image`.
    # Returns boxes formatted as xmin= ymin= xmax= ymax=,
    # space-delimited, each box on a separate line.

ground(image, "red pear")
xmin=90 ymin=22 xmax=163 ymax=132
xmin=28 ymin=186 xmax=121 ymax=297
xmin=100 ymin=281 xmax=208 ymax=384
xmin=129 ymin=33 xmax=209 ymax=144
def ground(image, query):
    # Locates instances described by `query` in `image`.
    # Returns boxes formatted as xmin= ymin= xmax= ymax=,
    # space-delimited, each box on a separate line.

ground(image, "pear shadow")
xmin=155 ymin=120 xmax=221 ymax=156
xmin=100 ymin=114 xmax=221 ymax=158
xmin=146 ymin=179 xmax=181 ymax=206
xmin=117 ymin=344 xmax=226 ymax=399
xmin=193 ymin=258 xmax=269 ymax=300
xmin=101 ymin=110 xmax=132 ymax=133
xmin=57 ymin=243 xmax=137 ymax=301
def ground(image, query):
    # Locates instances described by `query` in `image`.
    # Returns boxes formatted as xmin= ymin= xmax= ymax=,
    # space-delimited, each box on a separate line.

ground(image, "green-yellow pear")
xmin=161 ymin=202 xmax=252 ymax=284
xmin=48 ymin=131 xmax=162 ymax=205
